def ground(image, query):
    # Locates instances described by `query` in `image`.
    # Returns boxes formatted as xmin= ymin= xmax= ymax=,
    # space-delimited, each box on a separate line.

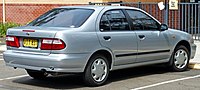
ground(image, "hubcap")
xmin=174 ymin=49 xmax=188 ymax=69
xmin=91 ymin=58 xmax=108 ymax=82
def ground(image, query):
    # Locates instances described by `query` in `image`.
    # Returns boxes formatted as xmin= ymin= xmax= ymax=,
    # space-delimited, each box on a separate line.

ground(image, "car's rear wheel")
xmin=83 ymin=54 xmax=109 ymax=86
xmin=170 ymin=45 xmax=189 ymax=71
xmin=26 ymin=69 xmax=48 ymax=79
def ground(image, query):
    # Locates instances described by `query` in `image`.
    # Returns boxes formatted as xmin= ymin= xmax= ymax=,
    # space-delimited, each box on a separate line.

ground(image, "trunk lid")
xmin=6 ymin=26 xmax=67 ymax=55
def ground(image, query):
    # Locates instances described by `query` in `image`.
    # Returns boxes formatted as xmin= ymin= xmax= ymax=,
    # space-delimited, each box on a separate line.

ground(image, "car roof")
xmin=57 ymin=5 xmax=141 ymax=11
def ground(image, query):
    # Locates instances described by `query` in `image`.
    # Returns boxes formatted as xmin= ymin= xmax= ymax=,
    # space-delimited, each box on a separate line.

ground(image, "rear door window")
xmin=28 ymin=8 xmax=94 ymax=28
xmin=100 ymin=10 xmax=130 ymax=31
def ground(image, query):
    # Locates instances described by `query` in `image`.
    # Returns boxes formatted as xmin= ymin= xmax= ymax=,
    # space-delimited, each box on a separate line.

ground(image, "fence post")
xmin=138 ymin=2 xmax=141 ymax=8
xmin=164 ymin=1 xmax=169 ymax=25
xmin=2 ymin=0 xmax=6 ymax=23
xmin=198 ymin=1 xmax=200 ymax=40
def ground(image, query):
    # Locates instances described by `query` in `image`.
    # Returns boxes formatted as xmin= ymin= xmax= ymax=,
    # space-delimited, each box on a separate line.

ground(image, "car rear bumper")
xmin=3 ymin=50 xmax=90 ymax=73
xmin=190 ymin=43 xmax=196 ymax=59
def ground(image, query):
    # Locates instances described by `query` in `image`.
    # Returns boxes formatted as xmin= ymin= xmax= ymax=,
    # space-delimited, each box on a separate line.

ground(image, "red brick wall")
xmin=1 ymin=4 xmax=83 ymax=24
xmin=168 ymin=9 xmax=180 ymax=29
xmin=141 ymin=4 xmax=166 ymax=23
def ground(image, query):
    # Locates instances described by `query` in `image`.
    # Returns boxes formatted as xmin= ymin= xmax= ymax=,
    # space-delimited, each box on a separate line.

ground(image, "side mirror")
xmin=160 ymin=24 xmax=168 ymax=31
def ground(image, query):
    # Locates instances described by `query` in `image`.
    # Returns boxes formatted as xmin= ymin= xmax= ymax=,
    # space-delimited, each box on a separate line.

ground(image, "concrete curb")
xmin=189 ymin=63 xmax=200 ymax=70
xmin=189 ymin=41 xmax=200 ymax=69
xmin=0 ymin=45 xmax=6 ymax=53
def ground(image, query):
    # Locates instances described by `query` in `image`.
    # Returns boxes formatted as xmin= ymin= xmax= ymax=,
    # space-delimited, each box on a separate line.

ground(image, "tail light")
xmin=6 ymin=36 xmax=19 ymax=48
xmin=41 ymin=38 xmax=66 ymax=50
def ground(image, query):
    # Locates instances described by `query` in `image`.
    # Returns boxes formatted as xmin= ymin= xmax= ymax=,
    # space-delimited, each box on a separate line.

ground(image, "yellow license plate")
xmin=23 ymin=39 xmax=38 ymax=48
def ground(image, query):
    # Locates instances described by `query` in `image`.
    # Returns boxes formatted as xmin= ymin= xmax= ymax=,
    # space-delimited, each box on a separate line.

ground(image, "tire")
xmin=83 ymin=54 xmax=109 ymax=86
xmin=26 ymin=69 xmax=48 ymax=79
xmin=170 ymin=45 xmax=189 ymax=72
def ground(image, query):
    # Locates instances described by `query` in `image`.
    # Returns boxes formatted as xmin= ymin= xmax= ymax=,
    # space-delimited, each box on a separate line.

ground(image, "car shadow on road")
xmin=12 ymin=65 xmax=183 ymax=89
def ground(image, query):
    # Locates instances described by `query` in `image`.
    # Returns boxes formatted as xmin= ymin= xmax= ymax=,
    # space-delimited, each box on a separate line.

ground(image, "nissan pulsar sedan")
xmin=3 ymin=6 xmax=196 ymax=86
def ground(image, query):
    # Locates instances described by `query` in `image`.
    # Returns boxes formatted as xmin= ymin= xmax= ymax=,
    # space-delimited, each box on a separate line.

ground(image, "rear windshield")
xmin=28 ymin=8 xmax=94 ymax=28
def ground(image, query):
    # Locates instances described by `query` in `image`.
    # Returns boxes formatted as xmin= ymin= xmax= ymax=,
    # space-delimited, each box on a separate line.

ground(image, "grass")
xmin=0 ymin=22 xmax=21 ymax=37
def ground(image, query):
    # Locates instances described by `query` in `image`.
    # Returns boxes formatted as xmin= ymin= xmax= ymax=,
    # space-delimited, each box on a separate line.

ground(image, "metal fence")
xmin=90 ymin=2 xmax=200 ymax=40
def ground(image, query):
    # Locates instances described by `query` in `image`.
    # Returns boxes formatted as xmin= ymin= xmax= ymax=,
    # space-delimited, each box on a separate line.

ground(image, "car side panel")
xmin=97 ymin=31 xmax=138 ymax=65
xmin=136 ymin=30 xmax=171 ymax=62
xmin=166 ymin=29 xmax=196 ymax=59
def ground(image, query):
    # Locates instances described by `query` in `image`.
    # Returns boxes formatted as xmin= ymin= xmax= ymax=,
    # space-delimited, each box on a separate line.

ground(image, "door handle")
xmin=138 ymin=35 xmax=146 ymax=40
xmin=103 ymin=36 xmax=111 ymax=41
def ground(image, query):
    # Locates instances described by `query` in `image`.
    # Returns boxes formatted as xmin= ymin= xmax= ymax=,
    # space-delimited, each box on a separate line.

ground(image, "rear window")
xmin=28 ymin=8 xmax=94 ymax=28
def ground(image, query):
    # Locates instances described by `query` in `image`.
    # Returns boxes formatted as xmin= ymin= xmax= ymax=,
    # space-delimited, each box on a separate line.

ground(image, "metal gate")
xmin=89 ymin=2 xmax=200 ymax=40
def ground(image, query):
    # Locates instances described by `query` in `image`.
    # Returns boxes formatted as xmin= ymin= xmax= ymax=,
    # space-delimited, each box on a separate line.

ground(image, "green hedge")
xmin=0 ymin=22 xmax=21 ymax=37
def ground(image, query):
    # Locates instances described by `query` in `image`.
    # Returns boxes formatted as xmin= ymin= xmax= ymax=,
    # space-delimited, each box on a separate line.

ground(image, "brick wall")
xmin=1 ymin=4 xmax=83 ymax=24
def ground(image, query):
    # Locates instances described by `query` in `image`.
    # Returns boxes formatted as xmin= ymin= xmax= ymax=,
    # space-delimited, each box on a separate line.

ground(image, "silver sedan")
xmin=3 ymin=6 xmax=196 ymax=86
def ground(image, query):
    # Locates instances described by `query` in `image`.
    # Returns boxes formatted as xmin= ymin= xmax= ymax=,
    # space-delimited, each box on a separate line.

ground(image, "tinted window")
xmin=126 ymin=10 xmax=159 ymax=30
xmin=100 ymin=10 xmax=130 ymax=31
xmin=28 ymin=8 xmax=94 ymax=28
xmin=100 ymin=15 xmax=110 ymax=31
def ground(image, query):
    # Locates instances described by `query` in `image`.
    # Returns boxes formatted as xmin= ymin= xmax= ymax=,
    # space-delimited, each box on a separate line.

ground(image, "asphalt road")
xmin=0 ymin=53 xmax=200 ymax=90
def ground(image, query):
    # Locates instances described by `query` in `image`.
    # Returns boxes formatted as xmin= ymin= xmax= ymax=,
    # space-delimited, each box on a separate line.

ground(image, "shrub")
xmin=0 ymin=22 xmax=21 ymax=37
